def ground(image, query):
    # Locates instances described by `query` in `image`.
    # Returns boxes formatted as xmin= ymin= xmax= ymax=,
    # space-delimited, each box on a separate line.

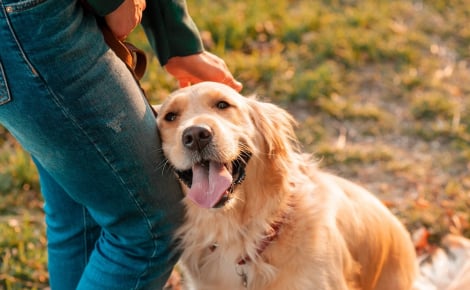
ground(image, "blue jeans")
xmin=0 ymin=0 xmax=184 ymax=289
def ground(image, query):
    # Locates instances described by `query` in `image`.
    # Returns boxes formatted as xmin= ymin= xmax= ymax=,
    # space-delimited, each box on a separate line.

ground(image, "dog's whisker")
xmin=152 ymin=151 xmax=177 ymax=177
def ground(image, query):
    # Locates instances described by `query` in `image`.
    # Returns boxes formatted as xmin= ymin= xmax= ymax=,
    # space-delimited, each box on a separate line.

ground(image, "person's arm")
xmin=141 ymin=0 xmax=203 ymax=66
xmin=140 ymin=0 xmax=242 ymax=91
xmin=84 ymin=0 xmax=125 ymax=16
xmin=87 ymin=0 xmax=242 ymax=91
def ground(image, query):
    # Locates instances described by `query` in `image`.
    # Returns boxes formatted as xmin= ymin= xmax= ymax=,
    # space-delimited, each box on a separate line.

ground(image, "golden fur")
xmin=155 ymin=82 xmax=417 ymax=290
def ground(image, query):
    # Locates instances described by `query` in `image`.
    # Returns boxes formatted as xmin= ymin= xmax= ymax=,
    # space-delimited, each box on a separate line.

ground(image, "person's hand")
xmin=165 ymin=51 xmax=243 ymax=92
xmin=104 ymin=0 xmax=146 ymax=40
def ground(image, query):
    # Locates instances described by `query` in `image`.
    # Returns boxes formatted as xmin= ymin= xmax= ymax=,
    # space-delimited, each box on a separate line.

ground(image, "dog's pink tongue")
xmin=188 ymin=161 xmax=233 ymax=208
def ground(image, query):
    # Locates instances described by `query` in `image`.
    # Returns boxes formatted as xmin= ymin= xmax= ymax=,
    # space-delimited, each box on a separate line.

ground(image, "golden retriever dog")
xmin=155 ymin=82 xmax=417 ymax=290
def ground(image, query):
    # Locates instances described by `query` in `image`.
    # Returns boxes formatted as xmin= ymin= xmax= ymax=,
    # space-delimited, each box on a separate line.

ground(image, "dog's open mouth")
xmin=175 ymin=151 xmax=251 ymax=208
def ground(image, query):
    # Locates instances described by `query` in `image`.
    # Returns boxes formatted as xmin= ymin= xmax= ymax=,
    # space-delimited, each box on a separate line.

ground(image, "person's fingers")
xmin=178 ymin=79 xmax=192 ymax=88
xmin=178 ymin=73 xmax=242 ymax=91
xmin=213 ymin=71 xmax=243 ymax=92
xmin=226 ymin=78 xmax=243 ymax=92
xmin=204 ymin=53 xmax=243 ymax=91
xmin=165 ymin=52 xmax=243 ymax=91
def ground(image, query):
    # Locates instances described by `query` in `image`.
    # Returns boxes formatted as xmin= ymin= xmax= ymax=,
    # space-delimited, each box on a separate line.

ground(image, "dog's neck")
xmin=209 ymin=197 xmax=294 ymax=288
xmin=236 ymin=212 xmax=287 ymax=266
xmin=209 ymin=195 xmax=294 ymax=264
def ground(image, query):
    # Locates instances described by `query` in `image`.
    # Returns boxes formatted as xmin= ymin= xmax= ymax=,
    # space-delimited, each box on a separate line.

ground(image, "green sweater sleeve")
xmin=83 ymin=0 xmax=204 ymax=65
xmin=141 ymin=0 xmax=204 ymax=65
xmin=84 ymin=0 xmax=124 ymax=16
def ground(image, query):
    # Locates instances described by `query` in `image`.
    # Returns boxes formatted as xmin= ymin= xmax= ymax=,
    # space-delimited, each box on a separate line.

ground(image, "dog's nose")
xmin=182 ymin=125 xmax=213 ymax=151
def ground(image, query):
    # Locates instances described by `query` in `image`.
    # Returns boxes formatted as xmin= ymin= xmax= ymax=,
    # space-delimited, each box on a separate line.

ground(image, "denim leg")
xmin=34 ymin=157 xmax=101 ymax=289
xmin=0 ymin=0 xmax=184 ymax=289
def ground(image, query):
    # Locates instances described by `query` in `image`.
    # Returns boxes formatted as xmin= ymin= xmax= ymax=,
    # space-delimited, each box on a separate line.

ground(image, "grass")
xmin=2 ymin=0 xmax=470 ymax=288
xmin=0 ymin=132 xmax=45 ymax=289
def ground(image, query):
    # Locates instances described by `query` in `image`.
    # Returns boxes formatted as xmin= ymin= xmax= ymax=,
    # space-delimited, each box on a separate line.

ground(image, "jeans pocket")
xmin=0 ymin=62 xmax=12 ymax=105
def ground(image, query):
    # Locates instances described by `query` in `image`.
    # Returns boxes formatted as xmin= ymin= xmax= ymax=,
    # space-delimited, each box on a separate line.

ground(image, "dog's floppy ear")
xmin=247 ymin=98 xmax=299 ymax=159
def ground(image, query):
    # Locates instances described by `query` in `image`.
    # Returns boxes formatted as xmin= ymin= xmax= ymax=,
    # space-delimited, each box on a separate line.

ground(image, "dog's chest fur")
xmin=180 ymin=240 xmax=258 ymax=290
xmin=176 ymin=202 xmax=286 ymax=290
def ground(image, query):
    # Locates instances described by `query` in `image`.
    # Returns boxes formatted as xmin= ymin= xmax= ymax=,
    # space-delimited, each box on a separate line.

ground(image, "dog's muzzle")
xmin=175 ymin=150 xmax=252 ymax=208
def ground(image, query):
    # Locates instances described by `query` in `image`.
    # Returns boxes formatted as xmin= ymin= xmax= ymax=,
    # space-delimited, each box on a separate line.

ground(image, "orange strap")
xmin=80 ymin=0 xmax=155 ymax=115
xmin=80 ymin=0 xmax=148 ymax=80
xmin=97 ymin=21 xmax=157 ymax=116
xmin=98 ymin=23 xmax=148 ymax=81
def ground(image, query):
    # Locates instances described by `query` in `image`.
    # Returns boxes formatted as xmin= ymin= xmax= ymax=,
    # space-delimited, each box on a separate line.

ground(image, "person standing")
xmin=0 ymin=0 xmax=242 ymax=288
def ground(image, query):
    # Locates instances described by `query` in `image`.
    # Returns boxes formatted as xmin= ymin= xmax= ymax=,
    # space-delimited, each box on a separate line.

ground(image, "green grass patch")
xmin=0 ymin=217 xmax=48 ymax=290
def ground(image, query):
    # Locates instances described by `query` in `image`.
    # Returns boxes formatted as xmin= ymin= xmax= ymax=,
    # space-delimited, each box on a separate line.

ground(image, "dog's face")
xmin=156 ymin=82 xmax=257 ymax=209
xmin=156 ymin=82 xmax=297 ymax=209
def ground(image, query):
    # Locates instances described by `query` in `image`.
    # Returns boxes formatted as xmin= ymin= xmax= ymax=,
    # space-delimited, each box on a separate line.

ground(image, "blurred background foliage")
xmin=2 ymin=0 xmax=470 ymax=288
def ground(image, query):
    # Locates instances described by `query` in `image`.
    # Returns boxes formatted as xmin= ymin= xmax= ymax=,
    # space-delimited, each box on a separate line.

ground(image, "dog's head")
xmin=156 ymin=82 xmax=298 ymax=209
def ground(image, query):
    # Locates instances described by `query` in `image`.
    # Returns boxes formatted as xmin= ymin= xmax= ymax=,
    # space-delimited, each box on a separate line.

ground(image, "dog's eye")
xmin=216 ymin=101 xmax=230 ymax=110
xmin=164 ymin=112 xmax=178 ymax=121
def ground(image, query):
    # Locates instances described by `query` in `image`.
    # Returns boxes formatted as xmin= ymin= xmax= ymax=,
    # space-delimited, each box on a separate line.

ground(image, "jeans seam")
xmin=82 ymin=206 xmax=88 ymax=266
xmin=0 ymin=61 xmax=12 ymax=105
xmin=2 ymin=4 xmax=39 ymax=76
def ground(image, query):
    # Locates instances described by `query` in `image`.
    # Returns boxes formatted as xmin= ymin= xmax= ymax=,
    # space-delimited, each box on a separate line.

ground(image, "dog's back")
xmin=309 ymin=171 xmax=417 ymax=290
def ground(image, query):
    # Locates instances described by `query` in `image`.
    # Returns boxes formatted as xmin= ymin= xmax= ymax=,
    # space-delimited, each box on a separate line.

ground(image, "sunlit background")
xmin=1 ymin=0 xmax=470 ymax=288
